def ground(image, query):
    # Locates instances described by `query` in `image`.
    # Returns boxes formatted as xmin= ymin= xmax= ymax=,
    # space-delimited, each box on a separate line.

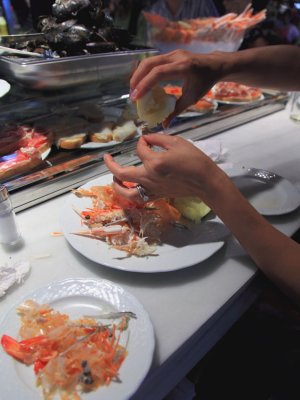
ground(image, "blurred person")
xmin=148 ymin=0 xmax=219 ymax=21
xmin=109 ymin=0 xmax=144 ymax=36
xmin=276 ymin=8 xmax=300 ymax=44
xmin=222 ymin=0 xmax=249 ymax=14
xmin=241 ymin=20 xmax=283 ymax=48
xmin=104 ymin=45 xmax=300 ymax=399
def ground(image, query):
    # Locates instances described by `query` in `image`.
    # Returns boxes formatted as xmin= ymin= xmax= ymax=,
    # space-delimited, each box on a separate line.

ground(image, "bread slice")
xmin=89 ymin=122 xmax=114 ymax=143
xmin=57 ymin=133 xmax=87 ymax=150
xmin=112 ymin=120 xmax=137 ymax=142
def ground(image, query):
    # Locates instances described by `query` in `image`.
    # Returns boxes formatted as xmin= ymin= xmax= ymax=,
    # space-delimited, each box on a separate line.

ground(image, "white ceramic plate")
xmin=214 ymin=94 xmax=265 ymax=105
xmin=41 ymin=147 xmax=51 ymax=160
xmin=0 ymin=79 xmax=11 ymax=98
xmin=226 ymin=166 xmax=300 ymax=215
xmin=178 ymin=99 xmax=218 ymax=118
xmin=0 ymin=278 xmax=154 ymax=400
xmin=60 ymin=174 xmax=226 ymax=272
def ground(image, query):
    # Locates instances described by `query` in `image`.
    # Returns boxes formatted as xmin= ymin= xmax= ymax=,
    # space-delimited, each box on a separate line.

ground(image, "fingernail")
xmin=130 ymin=89 xmax=138 ymax=100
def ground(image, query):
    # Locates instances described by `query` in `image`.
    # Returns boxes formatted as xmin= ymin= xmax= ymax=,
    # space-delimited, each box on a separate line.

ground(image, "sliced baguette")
xmin=57 ymin=133 xmax=87 ymax=150
xmin=89 ymin=122 xmax=114 ymax=143
xmin=112 ymin=120 xmax=137 ymax=142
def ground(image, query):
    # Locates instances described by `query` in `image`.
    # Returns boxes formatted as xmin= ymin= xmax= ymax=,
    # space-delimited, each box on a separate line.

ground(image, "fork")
xmin=84 ymin=311 xmax=137 ymax=319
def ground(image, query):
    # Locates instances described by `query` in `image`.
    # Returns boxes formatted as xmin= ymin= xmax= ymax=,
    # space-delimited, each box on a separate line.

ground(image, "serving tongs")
xmin=0 ymin=33 xmax=45 ymax=45
xmin=0 ymin=45 xmax=43 ymax=58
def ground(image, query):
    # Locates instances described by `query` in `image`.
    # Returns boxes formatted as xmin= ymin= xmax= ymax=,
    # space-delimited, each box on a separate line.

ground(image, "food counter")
xmin=1 ymin=101 xmax=300 ymax=399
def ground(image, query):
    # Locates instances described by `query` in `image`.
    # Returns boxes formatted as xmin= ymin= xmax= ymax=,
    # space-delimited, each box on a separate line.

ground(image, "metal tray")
xmin=0 ymin=47 xmax=158 ymax=91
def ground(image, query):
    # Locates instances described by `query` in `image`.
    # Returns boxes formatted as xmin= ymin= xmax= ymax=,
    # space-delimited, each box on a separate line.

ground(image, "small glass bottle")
xmin=0 ymin=185 xmax=21 ymax=245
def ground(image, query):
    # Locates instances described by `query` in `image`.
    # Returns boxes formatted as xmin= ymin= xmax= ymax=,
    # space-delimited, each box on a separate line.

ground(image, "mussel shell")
xmin=86 ymin=41 xmax=117 ymax=53
xmin=52 ymin=0 xmax=90 ymax=21
xmin=63 ymin=24 xmax=91 ymax=45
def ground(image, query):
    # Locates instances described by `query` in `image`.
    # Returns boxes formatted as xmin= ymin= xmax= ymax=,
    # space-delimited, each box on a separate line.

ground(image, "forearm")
xmin=217 ymin=45 xmax=300 ymax=91
xmin=202 ymin=172 xmax=300 ymax=304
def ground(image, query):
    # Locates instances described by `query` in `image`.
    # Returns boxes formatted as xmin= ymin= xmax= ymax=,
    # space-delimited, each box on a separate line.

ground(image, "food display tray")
xmin=0 ymin=47 xmax=158 ymax=91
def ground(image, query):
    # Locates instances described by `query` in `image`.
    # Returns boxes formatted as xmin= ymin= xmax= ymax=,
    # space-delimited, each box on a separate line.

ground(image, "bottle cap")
xmin=0 ymin=185 xmax=9 ymax=202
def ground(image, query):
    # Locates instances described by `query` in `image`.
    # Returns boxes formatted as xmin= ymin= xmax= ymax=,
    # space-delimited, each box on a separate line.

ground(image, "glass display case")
xmin=0 ymin=61 xmax=288 ymax=212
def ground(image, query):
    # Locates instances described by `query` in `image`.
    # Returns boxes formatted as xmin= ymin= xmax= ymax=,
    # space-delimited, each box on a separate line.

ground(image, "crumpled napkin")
xmin=190 ymin=138 xmax=228 ymax=163
xmin=0 ymin=261 xmax=31 ymax=297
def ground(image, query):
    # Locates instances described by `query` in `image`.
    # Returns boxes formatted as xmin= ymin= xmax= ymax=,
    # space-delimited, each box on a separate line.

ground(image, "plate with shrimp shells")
xmin=60 ymin=173 xmax=227 ymax=272
xmin=0 ymin=278 xmax=155 ymax=400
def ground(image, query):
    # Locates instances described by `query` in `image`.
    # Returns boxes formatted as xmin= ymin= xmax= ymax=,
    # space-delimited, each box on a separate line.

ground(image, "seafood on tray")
xmin=163 ymin=85 xmax=217 ymax=114
xmin=145 ymin=3 xmax=266 ymax=44
xmin=1 ymin=299 xmax=135 ymax=400
xmin=0 ymin=124 xmax=52 ymax=182
xmin=211 ymin=81 xmax=263 ymax=103
xmin=72 ymin=182 xmax=211 ymax=257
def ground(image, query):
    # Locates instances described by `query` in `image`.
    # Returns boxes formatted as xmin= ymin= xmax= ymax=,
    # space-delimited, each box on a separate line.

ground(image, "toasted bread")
xmin=57 ymin=133 xmax=87 ymax=150
xmin=89 ymin=122 xmax=114 ymax=143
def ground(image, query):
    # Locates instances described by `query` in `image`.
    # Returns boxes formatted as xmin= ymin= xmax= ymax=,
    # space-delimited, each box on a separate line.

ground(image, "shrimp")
xmin=146 ymin=7 xmax=266 ymax=44
xmin=72 ymin=184 xmax=181 ymax=257
xmin=1 ymin=300 xmax=133 ymax=400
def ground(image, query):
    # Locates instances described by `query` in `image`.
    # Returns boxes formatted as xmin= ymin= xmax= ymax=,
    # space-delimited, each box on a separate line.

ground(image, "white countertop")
xmin=1 ymin=108 xmax=300 ymax=399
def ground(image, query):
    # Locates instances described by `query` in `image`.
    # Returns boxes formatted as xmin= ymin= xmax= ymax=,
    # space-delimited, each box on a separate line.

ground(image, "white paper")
xmin=0 ymin=261 xmax=31 ymax=297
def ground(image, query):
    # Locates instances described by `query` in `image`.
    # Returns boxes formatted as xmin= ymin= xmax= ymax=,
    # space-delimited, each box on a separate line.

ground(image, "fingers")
xmin=112 ymin=179 xmax=143 ymax=203
xmin=139 ymin=133 xmax=176 ymax=151
xmin=130 ymin=54 xmax=169 ymax=94
xmin=132 ymin=65 xmax=185 ymax=100
xmin=104 ymin=154 xmax=144 ymax=183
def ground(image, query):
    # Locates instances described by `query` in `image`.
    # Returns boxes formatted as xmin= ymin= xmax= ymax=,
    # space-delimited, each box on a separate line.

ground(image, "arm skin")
xmin=130 ymin=45 xmax=300 ymax=125
xmin=104 ymin=135 xmax=300 ymax=305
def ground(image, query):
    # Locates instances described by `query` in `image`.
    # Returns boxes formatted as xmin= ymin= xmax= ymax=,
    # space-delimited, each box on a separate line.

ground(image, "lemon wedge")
xmin=173 ymin=197 xmax=211 ymax=223
xmin=136 ymin=85 xmax=176 ymax=128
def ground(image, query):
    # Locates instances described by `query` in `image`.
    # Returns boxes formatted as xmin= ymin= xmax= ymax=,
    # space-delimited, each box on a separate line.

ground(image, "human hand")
xmin=130 ymin=50 xmax=224 ymax=126
xmin=104 ymin=134 xmax=225 ymax=204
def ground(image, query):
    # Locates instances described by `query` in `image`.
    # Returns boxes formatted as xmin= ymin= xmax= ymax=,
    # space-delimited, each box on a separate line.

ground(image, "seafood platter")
xmin=0 ymin=0 xmax=158 ymax=90
xmin=145 ymin=4 xmax=266 ymax=53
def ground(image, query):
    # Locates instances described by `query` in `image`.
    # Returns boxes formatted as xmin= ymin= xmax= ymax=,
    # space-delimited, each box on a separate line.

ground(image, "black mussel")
xmin=86 ymin=41 xmax=117 ymax=53
xmin=60 ymin=19 xmax=78 ymax=30
xmin=62 ymin=24 xmax=91 ymax=46
xmin=52 ymin=0 xmax=90 ymax=21
xmin=37 ymin=15 xmax=59 ymax=32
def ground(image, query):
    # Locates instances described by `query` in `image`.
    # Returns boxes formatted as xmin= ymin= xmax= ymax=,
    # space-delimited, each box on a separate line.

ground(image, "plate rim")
xmin=0 ymin=79 xmax=11 ymax=98
xmin=80 ymin=126 xmax=142 ymax=150
xmin=214 ymin=93 xmax=265 ymax=105
xmin=178 ymin=99 xmax=218 ymax=118
xmin=0 ymin=277 xmax=155 ymax=400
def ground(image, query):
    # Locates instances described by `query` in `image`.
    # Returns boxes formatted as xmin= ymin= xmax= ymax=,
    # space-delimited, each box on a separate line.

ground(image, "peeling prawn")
xmin=72 ymin=184 xmax=181 ymax=257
